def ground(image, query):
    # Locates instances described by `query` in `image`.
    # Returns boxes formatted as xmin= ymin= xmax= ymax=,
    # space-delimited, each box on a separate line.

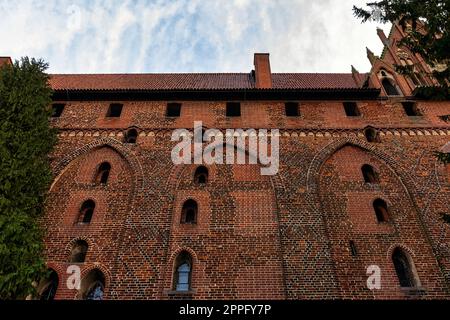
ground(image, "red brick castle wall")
xmin=35 ymin=22 xmax=450 ymax=299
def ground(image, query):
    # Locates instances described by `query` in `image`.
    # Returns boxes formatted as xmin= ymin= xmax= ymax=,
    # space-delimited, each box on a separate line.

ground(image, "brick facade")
xmin=36 ymin=22 xmax=450 ymax=299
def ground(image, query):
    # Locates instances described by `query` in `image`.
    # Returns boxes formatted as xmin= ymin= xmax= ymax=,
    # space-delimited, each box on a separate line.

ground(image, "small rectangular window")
xmin=106 ymin=103 xmax=123 ymax=118
xmin=166 ymin=103 xmax=182 ymax=117
xmin=343 ymin=102 xmax=361 ymax=117
xmin=226 ymin=102 xmax=241 ymax=117
xmin=402 ymin=102 xmax=421 ymax=117
xmin=51 ymin=104 xmax=65 ymax=118
xmin=285 ymin=102 xmax=300 ymax=117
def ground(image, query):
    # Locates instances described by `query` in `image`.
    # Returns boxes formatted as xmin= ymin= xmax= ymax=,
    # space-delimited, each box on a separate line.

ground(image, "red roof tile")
xmin=49 ymin=72 xmax=364 ymax=91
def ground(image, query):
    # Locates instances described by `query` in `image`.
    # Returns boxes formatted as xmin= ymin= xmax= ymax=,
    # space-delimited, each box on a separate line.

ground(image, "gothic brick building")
xmin=12 ymin=22 xmax=450 ymax=299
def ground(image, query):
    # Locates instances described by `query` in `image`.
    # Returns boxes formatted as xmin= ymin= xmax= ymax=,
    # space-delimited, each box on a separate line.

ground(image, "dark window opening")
xmin=124 ymin=129 xmax=138 ymax=144
xmin=106 ymin=103 xmax=123 ymax=118
xmin=343 ymin=102 xmax=361 ymax=117
xmin=173 ymin=252 xmax=192 ymax=292
xmin=285 ymin=102 xmax=300 ymax=117
xmin=70 ymin=240 xmax=88 ymax=263
xmin=373 ymin=198 xmax=390 ymax=223
xmin=38 ymin=269 xmax=59 ymax=301
xmin=95 ymin=162 xmax=111 ymax=185
xmin=181 ymin=199 xmax=198 ymax=224
xmin=78 ymin=200 xmax=95 ymax=224
xmin=402 ymin=102 xmax=421 ymax=117
xmin=51 ymin=104 xmax=65 ymax=118
xmin=392 ymin=248 xmax=417 ymax=288
xmin=349 ymin=241 xmax=358 ymax=256
xmin=226 ymin=102 xmax=241 ymax=117
xmin=82 ymin=269 xmax=105 ymax=300
xmin=439 ymin=115 xmax=450 ymax=122
xmin=382 ymin=78 xmax=400 ymax=96
xmin=194 ymin=166 xmax=208 ymax=185
xmin=167 ymin=103 xmax=182 ymax=117
xmin=364 ymin=128 xmax=380 ymax=143
xmin=362 ymin=164 xmax=379 ymax=184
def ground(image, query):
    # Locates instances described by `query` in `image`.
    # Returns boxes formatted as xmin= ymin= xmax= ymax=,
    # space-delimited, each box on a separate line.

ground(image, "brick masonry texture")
xmin=39 ymin=23 xmax=450 ymax=300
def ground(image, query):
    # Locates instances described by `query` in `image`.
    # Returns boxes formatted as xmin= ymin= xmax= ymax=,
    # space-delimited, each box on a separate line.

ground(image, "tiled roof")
xmin=49 ymin=73 xmax=365 ymax=91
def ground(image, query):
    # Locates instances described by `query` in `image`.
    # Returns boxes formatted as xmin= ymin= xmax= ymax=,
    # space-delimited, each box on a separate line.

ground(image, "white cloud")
xmin=0 ymin=0 xmax=391 ymax=74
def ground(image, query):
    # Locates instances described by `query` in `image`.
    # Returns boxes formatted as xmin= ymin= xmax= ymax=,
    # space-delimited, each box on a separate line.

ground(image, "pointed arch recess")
xmin=50 ymin=137 xmax=145 ymax=193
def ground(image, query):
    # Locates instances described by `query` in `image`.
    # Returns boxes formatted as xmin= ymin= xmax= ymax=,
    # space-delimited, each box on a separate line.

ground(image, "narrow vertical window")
xmin=349 ymin=241 xmax=358 ymax=257
xmin=373 ymin=198 xmax=389 ymax=223
xmin=181 ymin=200 xmax=198 ymax=224
xmin=95 ymin=162 xmax=111 ymax=185
xmin=78 ymin=200 xmax=95 ymax=224
xmin=392 ymin=248 xmax=418 ymax=288
xmin=173 ymin=252 xmax=193 ymax=292
xmin=361 ymin=164 xmax=379 ymax=183
xmin=70 ymin=240 xmax=88 ymax=263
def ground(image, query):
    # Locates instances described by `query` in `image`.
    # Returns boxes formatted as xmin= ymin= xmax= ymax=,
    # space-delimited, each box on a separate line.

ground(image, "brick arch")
xmin=167 ymin=142 xmax=285 ymax=196
xmin=64 ymin=236 xmax=97 ymax=262
xmin=306 ymin=137 xmax=439 ymax=293
xmin=50 ymin=137 xmax=144 ymax=193
xmin=386 ymin=243 xmax=417 ymax=260
xmin=306 ymin=137 xmax=417 ymax=198
xmin=168 ymin=247 xmax=199 ymax=267
xmin=166 ymin=247 xmax=199 ymax=291
xmin=74 ymin=264 xmax=111 ymax=300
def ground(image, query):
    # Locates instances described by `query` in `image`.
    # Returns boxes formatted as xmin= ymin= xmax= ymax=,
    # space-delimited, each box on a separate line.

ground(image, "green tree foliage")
xmin=0 ymin=58 xmax=56 ymax=299
xmin=353 ymin=1 xmax=449 ymax=90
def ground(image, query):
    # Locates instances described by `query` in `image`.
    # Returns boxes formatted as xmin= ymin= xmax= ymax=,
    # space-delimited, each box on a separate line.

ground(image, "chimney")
xmin=253 ymin=53 xmax=272 ymax=89
xmin=0 ymin=57 xmax=12 ymax=67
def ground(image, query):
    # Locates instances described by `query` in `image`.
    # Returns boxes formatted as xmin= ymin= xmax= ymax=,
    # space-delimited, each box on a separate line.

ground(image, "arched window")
xmin=80 ymin=269 xmax=105 ymax=300
xmin=124 ymin=129 xmax=138 ymax=144
xmin=173 ymin=251 xmax=192 ymax=292
xmin=70 ymin=240 xmax=88 ymax=263
xmin=364 ymin=128 xmax=380 ymax=143
xmin=392 ymin=248 xmax=418 ymax=288
xmin=194 ymin=166 xmax=208 ymax=184
xmin=181 ymin=199 xmax=198 ymax=224
xmin=38 ymin=269 xmax=59 ymax=301
xmin=95 ymin=162 xmax=111 ymax=184
xmin=78 ymin=200 xmax=95 ymax=224
xmin=373 ymin=198 xmax=390 ymax=223
xmin=382 ymin=78 xmax=400 ymax=96
xmin=362 ymin=164 xmax=379 ymax=183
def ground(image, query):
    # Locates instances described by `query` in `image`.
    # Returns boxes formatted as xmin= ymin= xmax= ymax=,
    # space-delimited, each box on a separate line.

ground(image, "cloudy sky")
xmin=0 ymin=0 xmax=391 ymax=74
